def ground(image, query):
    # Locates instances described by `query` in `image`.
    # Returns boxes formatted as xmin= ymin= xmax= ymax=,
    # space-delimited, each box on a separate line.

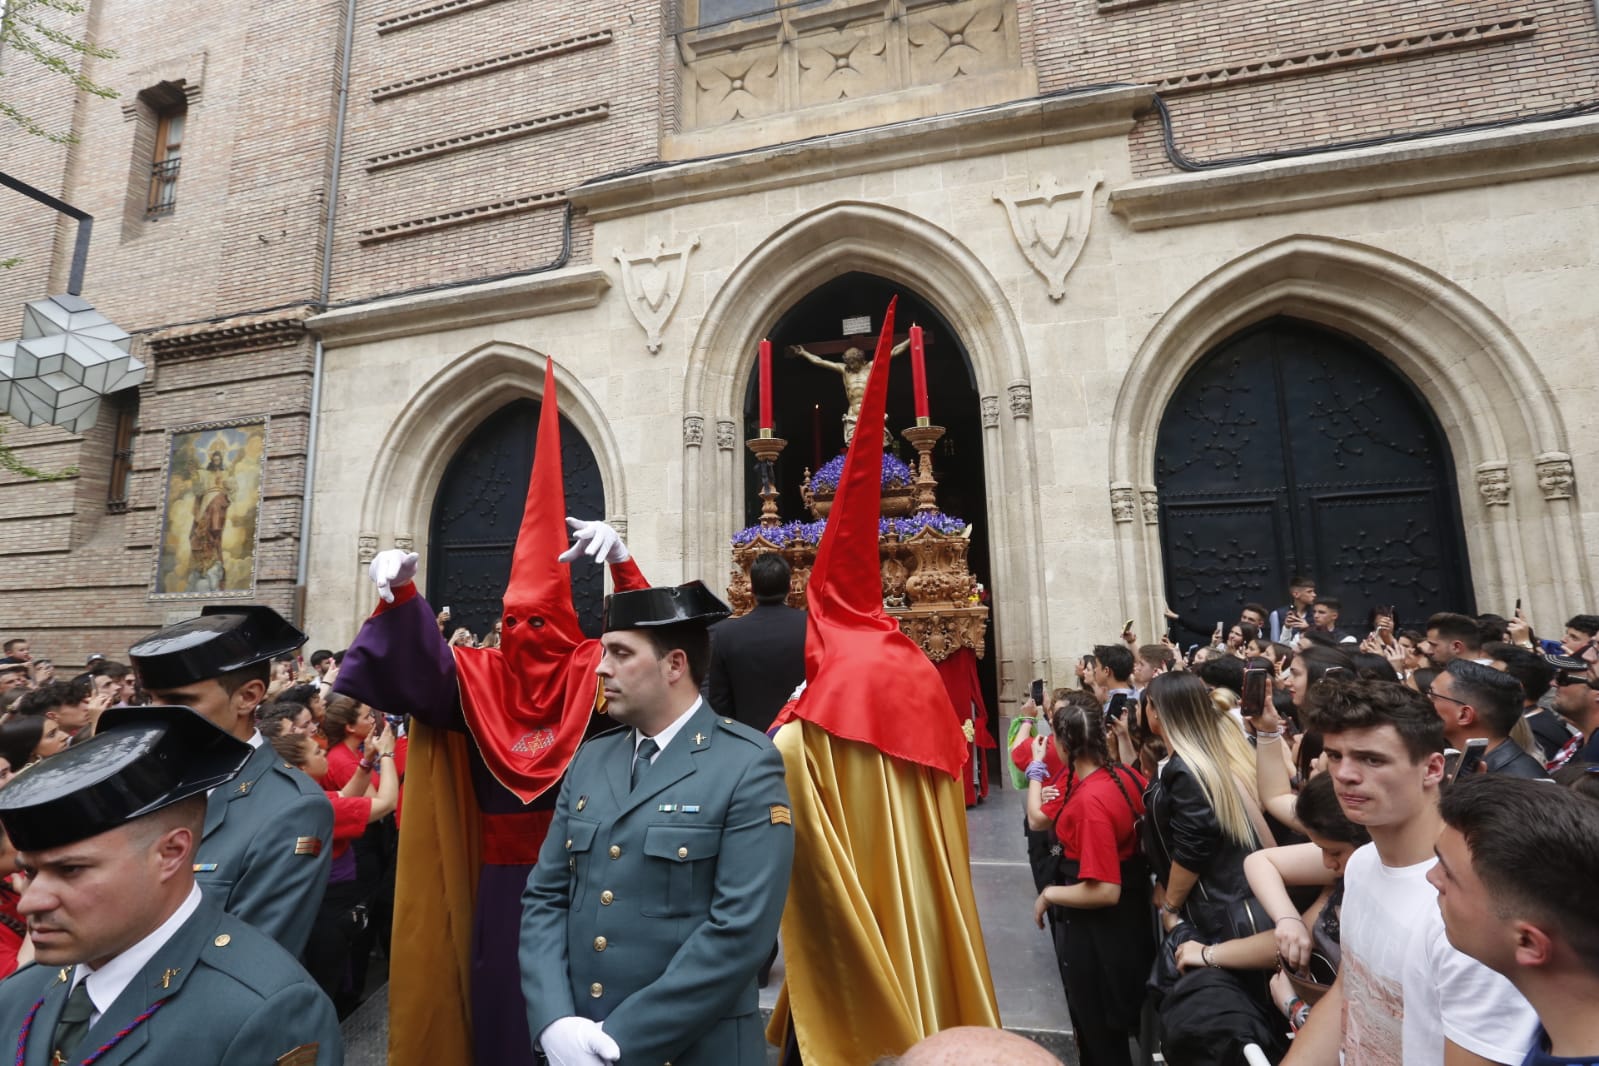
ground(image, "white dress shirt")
xmin=73 ymin=882 xmax=203 ymax=1025
xmin=632 ymin=696 xmax=704 ymax=774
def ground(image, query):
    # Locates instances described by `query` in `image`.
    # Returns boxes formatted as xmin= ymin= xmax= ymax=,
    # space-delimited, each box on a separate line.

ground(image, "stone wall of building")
xmin=304 ymin=86 xmax=1599 ymax=693
xmin=4 ymin=0 xmax=1598 ymax=682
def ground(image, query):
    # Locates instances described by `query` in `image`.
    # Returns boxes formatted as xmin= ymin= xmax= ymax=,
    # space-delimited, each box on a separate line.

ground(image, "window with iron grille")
xmin=146 ymin=103 xmax=185 ymax=219
xmin=106 ymin=390 xmax=138 ymax=514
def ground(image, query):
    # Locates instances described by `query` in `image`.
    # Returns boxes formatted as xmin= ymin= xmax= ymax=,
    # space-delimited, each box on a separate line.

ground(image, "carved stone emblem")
xmin=994 ymin=173 xmax=1103 ymax=301
xmin=1535 ymin=452 xmax=1575 ymax=501
xmin=1110 ymin=485 xmax=1136 ymax=524
xmin=683 ymin=414 xmax=705 ymax=447
xmin=980 ymin=395 xmax=999 ymax=429
xmin=1140 ymin=489 xmax=1160 ymax=526
xmin=614 ymin=235 xmax=700 ymax=354
xmin=1475 ymin=462 xmax=1511 ymax=508
xmin=1007 ymin=382 xmax=1032 ymax=418
xmin=715 ymin=419 xmax=737 ymax=451
xmin=358 ymin=532 xmax=379 ymax=565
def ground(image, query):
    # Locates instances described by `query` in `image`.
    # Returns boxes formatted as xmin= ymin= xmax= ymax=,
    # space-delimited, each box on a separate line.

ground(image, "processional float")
xmin=726 ymin=319 xmax=996 ymax=803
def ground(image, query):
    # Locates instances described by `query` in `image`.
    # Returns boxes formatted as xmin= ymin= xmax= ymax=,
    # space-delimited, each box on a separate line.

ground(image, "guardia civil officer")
xmin=128 ymin=607 xmax=333 ymax=956
xmin=520 ymin=582 xmax=794 ymax=1066
xmin=0 ymin=705 xmax=343 ymax=1065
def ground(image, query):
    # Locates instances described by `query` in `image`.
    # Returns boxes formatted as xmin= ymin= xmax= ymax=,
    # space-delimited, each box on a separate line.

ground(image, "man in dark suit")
xmin=705 ymin=553 xmax=807 ymax=733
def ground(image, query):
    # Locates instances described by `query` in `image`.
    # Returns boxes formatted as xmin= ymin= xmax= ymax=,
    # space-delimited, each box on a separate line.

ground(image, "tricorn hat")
xmin=603 ymin=582 xmax=731 ymax=632
xmin=0 ymin=705 xmax=252 ymax=852
xmin=128 ymin=605 xmax=305 ymax=691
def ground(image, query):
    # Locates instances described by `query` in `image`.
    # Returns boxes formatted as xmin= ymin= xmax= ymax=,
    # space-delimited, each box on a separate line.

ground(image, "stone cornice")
xmin=144 ymin=308 xmax=312 ymax=361
xmin=570 ymin=86 xmax=1152 ymax=222
xmin=1110 ymin=113 xmax=1599 ymax=231
xmin=306 ymin=267 xmax=610 ymax=347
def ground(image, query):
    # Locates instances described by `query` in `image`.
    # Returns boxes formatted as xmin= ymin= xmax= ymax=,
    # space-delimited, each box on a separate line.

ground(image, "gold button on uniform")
xmin=590 ymin=982 xmax=604 ymax=998
xmin=213 ymin=934 xmax=231 ymax=947
xmin=594 ymin=936 xmax=607 ymax=951
xmin=677 ymin=846 xmax=688 ymax=859
xmin=600 ymin=890 xmax=614 ymax=905
xmin=609 ymin=845 xmax=621 ymax=859
xmin=565 ymin=839 xmax=573 ymax=850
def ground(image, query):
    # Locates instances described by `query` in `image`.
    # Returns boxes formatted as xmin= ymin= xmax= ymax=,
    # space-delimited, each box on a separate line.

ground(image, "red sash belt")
xmin=480 ymin=808 xmax=554 ymax=866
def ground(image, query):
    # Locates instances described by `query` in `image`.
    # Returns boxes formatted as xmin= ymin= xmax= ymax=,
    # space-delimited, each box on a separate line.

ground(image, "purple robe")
xmin=337 ymin=590 xmax=548 ymax=1066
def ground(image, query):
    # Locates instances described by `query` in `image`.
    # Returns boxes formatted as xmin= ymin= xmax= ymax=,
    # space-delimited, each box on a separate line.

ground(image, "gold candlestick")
xmin=901 ymin=424 xmax=945 ymax=513
xmin=747 ymin=435 xmax=788 ymax=527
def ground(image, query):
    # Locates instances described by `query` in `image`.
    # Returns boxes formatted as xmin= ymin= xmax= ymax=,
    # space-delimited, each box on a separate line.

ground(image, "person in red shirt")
xmin=1015 ymin=690 xmax=1070 ymax=896
xmin=0 ymin=820 xmax=26 ymax=979
xmin=321 ymin=694 xmax=380 ymax=791
xmin=272 ymin=724 xmax=398 ymax=1015
xmin=1028 ymin=693 xmax=1153 ymax=1066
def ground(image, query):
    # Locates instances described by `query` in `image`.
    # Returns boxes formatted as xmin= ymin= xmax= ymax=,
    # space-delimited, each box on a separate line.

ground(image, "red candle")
xmin=909 ymin=324 xmax=929 ymax=421
xmin=758 ymin=339 xmax=773 ymax=432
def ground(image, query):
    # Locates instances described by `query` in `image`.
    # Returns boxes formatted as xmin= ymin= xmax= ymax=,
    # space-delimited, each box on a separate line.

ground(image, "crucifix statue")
xmin=788 ymin=327 xmax=932 ymax=443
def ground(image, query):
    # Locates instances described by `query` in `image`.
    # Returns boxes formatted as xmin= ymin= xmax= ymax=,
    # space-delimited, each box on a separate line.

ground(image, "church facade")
xmin=3 ymin=0 xmax=1596 ymax=700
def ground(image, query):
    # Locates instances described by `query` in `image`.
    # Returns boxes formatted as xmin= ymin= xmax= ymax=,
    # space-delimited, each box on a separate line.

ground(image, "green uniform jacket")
xmin=195 ymin=739 xmax=333 ymax=957
xmin=0 ymin=896 xmax=343 ymax=1065
xmin=521 ymin=700 xmax=794 ymax=1066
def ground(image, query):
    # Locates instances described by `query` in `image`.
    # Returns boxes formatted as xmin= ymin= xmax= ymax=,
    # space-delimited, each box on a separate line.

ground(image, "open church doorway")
xmin=740 ymin=271 xmax=1000 ymax=785
xmin=426 ymin=398 xmax=607 ymax=642
xmin=1154 ymin=316 xmax=1473 ymax=640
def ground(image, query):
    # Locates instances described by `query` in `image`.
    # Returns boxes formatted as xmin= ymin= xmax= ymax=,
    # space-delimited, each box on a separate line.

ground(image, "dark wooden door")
xmin=1155 ymin=317 xmax=1472 ymax=636
xmin=427 ymin=400 xmax=606 ymax=641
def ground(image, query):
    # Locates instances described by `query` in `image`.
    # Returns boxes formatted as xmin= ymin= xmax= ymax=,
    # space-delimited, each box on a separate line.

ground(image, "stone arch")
xmin=1109 ymin=233 xmax=1590 ymax=625
xmin=356 ymin=340 xmax=628 ymax=602
xmin=681 ymin=199 xmax=1049 ymax=688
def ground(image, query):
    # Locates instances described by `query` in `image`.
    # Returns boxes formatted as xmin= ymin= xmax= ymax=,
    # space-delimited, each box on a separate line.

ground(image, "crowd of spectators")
xmin=0 ymin=635 xmax=402 ymax=1015
xmin=1012 ymin=579 xmax=1599 ymax=1065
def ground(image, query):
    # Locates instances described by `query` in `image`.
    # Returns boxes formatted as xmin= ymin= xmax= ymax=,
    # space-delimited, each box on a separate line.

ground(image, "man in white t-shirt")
xmin=1285 ymin=679 xmax=1538 ymax=1066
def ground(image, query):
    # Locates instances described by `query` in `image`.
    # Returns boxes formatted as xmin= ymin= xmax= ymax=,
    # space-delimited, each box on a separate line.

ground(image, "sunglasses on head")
xmin=1556 ymin=671 xmax=1598 ymax=689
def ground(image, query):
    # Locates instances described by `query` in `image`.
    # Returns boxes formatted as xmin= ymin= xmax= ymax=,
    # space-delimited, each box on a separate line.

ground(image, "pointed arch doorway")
xmin=1154 ymin=316 xmax=1473 ymax=633
xmin=426 ymin=399 xmax=607 ymax=641
xmin=741 ymin=272 xmax=1000 ymax=773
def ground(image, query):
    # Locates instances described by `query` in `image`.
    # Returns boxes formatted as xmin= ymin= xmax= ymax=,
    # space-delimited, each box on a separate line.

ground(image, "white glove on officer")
xmin=558 ymin=516 xmax=630 ymax=565
xmin=538 ymin=1017 xmax=620 ymax=1066
xmin=368 ymin=549 xmax=419 ymax=604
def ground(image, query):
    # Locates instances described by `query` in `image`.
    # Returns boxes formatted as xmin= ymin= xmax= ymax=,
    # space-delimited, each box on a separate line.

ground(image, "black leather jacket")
xmin=1144 ymin=754 xmax=1264 ymax=941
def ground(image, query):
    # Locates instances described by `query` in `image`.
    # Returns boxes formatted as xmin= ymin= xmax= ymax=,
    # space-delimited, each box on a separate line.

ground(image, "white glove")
xmin=368 ymin=550 xmax=419 ymax=604
xmin=558 ymin=516 xmax=630 ymax=565
xmin=538 ymin=1017 xmax=620 ymax=1066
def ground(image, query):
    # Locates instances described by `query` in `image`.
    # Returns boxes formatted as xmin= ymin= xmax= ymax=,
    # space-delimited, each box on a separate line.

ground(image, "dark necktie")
xmin=52 ymin=978 xmax=94 ymax=1064
xmin=632 ymin=737 xmax=659 ymax=791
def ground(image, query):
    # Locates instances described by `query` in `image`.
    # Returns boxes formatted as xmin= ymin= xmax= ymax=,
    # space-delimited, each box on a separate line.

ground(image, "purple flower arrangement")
xmin=810 ymin=451 xmax=914 ymax=492
xmin=881 ymin=511 xmax=968 ymax=537
xmin=732 ymin=511 xmax=967 ymax=547
xmin=731 ymin=519 xmax=830 ymax=547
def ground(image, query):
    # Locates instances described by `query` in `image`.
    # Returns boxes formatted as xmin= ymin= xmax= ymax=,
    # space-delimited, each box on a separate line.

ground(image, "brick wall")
xmin=326 ymin=0 xmax=663 ymax=302
xmin=1028 ymin=0 xmax=1599 ymax=175
xmin=0 ymin=0 xmax=339 ymax=663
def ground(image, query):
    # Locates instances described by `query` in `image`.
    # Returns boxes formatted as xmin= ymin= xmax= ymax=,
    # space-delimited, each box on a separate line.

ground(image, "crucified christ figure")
xmin=789 ymin=337 xmax=910 ymax=443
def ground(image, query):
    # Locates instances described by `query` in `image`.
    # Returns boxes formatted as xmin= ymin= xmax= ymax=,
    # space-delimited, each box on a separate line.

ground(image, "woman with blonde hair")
xmin=1144 ymin=671 xmax=1273 ymax=946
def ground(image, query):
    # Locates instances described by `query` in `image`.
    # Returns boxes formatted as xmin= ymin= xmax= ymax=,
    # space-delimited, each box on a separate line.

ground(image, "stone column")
xmin=1003 ymin=380 xmax=1049 ymax=692
xmin=1534 ymin=452 xmax=1591 ymax=615
xmin=1474 ymin=460 xmax=1523 ymax=615
xmin=682 ymin=414 xmax=705 ymax=579
xmin=714 ymin=418 xmax=738 ymax=593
